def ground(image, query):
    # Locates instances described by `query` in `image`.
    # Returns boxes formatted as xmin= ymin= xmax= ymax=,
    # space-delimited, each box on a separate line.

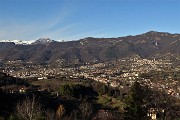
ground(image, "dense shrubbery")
xmin=59 ymin=84 xmax=98 ymax=99
xmin=0 ymin=72 xmax=30 ymax=87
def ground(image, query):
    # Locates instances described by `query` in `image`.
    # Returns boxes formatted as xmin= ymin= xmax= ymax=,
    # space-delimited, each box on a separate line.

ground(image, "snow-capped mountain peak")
xmin=0 ymin=38 xmax=57 ymax=45
xmin=0 ymin=40 xmax=33 ymax=45
xmin=31 ymin=38 xmax=55 ymax=45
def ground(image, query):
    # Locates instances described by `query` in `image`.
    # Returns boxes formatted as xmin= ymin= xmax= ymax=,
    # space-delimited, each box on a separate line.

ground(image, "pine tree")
xmin=124 ymin=81 xmax=146 ymax=120
xmin=59 ymin=84 xmax=74 ymax=97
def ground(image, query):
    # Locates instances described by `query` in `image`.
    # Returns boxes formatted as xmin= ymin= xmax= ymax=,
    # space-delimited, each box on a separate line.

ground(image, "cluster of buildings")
xmin=1 ymin=56 xmax=180 ymax=100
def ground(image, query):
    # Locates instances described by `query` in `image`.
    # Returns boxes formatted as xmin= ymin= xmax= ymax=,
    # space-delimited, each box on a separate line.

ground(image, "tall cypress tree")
xmin=124 ymin=81 xmax=146 ymax=120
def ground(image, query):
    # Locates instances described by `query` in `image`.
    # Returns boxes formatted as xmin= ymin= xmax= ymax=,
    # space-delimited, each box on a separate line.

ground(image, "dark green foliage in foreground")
xmin=59 ymin=84 xmax=74 ymax=97
xmin=0 ymin=72 xmax=30 ymax=87
xmin=124 ymin=81 xmax=146 ymax=120
xmin=59 ymin=84 xmax=98 ymax=99
xmin=0 ymin=91 xmax=22 ymax=117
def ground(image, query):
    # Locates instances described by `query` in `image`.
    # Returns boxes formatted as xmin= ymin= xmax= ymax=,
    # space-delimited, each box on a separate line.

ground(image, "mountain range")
xmin=0 ymin=31 xmax=179 ymax=65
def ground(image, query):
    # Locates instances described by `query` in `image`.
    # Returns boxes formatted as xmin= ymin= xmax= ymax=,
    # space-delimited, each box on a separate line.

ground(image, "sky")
xmin=0 ymin=0 xmax=180 ymax=41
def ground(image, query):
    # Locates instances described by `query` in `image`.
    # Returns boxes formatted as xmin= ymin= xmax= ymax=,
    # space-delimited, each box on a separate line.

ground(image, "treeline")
xmin=58 ymin=83 xmax=121 ymax=99
xmin=0 ymin=72 xmax=30 ymax=87
xmin=59 ymin=84 xmax=98 ymax=99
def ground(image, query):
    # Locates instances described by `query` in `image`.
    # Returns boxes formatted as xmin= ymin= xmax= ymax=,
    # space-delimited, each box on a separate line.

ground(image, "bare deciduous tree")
xmin=16 ymin=95 xmax=42 ymax=120
xmin=56 ymin=104 xmax=66 ymax=119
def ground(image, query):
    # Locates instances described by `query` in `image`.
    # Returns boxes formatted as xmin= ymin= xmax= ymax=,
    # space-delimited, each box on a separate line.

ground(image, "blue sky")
xmin=0 ymin=0 xmax=180 ymax=41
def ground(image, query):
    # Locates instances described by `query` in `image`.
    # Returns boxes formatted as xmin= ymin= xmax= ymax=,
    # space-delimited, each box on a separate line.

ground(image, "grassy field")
xmin=97 ymin=95 xmax=125 ymax=111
